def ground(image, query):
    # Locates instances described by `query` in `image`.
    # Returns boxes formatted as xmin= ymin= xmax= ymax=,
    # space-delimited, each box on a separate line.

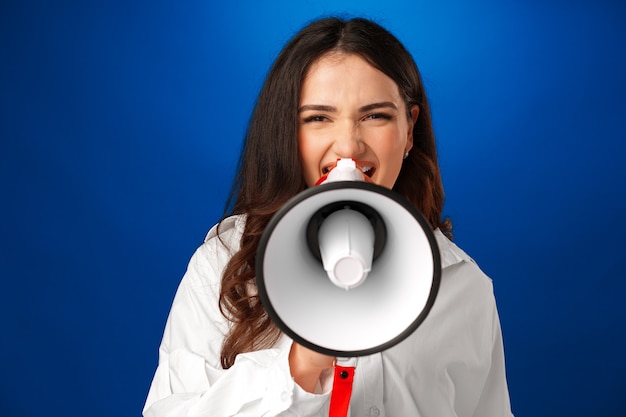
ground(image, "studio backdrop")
xmin=1 ymin=1 xmax=625 ymax=416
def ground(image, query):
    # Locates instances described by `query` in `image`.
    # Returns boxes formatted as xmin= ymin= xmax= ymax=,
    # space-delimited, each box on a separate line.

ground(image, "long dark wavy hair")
xmin=217 ymin=16 xmax=452 ymax=368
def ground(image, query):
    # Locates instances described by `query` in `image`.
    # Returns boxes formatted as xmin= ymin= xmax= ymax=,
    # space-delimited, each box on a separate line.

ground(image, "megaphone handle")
xmin=328 ymin=364 xmax=355 ymax=417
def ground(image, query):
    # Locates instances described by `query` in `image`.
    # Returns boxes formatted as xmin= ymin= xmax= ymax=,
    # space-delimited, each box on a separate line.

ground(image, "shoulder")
xmin=433 ymin=229 xmax=476 ymax=270
xmin=423 ymin=231 xmax=499 ymax=350
xmin=183 ymin=215 xmax=246 ymax=288
xmin=433 ymin=228 xmax=495 ymax=299
xmin=204 ymin=214 xmax=246 ymax=246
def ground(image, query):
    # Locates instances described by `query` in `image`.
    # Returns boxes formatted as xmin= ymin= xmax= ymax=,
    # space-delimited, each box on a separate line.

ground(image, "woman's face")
xmin=298 ymin=52 xmax=418 ymax=189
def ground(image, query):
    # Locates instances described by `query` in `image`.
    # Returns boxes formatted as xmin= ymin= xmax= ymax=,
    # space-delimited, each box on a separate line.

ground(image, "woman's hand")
xmin=288 ymin=342 xmax=335 ymax=393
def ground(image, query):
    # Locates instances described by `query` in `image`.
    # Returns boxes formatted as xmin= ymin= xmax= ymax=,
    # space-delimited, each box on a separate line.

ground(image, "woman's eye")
xmin=364 ymin=113 xmax=393 ymax=121
xmin=302 ymin=115 xmax=328 ymax=123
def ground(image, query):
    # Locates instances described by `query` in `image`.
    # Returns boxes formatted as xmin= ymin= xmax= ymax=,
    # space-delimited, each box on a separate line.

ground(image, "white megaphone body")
xmin=256 ymin=158 xmax=441 ymax=357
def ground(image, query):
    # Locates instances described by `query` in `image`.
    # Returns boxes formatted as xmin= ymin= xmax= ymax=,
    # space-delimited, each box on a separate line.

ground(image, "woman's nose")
xmin=332 ymin=123 xmax=364 ymax=158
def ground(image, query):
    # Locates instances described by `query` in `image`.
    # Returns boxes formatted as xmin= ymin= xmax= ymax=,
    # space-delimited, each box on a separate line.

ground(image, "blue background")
xmin=2 ymin=0 xmax=625 ymax=416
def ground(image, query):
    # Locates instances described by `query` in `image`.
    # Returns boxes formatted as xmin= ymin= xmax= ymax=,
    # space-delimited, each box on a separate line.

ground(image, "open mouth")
xmin=359 ymin=165 xmax=375 ymax=178
xmin=321 ymin=161 xmax=376 ymax=178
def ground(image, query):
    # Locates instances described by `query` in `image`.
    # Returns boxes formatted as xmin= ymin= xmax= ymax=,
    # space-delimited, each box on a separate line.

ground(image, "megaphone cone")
xmin=256 ymin=179 xmax=441 ymax=357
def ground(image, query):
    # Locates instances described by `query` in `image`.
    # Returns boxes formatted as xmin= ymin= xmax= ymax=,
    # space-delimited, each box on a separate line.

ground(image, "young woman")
xmin=143 ymin=16 xmax=513 ymax=417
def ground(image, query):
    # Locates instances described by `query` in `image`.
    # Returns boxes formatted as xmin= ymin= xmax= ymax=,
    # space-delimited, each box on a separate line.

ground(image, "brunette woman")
xmin=144 ymin=16 xmax=513 ymax=417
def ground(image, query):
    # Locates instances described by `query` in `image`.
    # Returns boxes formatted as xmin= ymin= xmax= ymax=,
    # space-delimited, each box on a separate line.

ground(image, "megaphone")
xmin=256 ymin=159 xmax=441 ymax=357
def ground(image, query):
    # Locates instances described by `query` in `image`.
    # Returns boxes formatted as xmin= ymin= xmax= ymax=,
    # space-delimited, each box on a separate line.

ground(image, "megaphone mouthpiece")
xmin=318 ymin=208 xmax=374 ymax=290
xmin=316 ymin=158 xmax=367 ymax=185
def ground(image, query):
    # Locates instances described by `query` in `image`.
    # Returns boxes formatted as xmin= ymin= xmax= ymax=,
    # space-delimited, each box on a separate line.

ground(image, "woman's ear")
xmin=406 ymin=104 xmax=419 ymax=152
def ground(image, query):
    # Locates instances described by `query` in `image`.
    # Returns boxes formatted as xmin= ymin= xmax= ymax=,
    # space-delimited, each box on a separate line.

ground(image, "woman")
xmin=143 ymin=16 xmax=513 ymax=417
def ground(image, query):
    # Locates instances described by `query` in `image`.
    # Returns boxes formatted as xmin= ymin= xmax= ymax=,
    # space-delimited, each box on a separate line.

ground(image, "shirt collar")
xmin=433 ymin=228 xmax=474 ymax=269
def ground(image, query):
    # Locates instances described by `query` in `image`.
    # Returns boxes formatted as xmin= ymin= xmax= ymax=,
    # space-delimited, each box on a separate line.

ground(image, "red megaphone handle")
xmin=328 ymin=365 xmax=355 ymax=417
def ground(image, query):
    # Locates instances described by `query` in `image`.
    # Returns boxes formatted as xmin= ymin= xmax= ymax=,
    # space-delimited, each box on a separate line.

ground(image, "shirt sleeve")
xmin=472 ymin=300 xmax=514 ymax=417
xmin=142 ymin=233 xmax=330 ymax=417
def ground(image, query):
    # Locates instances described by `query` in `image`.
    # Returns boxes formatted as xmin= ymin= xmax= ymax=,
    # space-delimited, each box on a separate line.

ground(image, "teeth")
xmin=323 ymin=164 xmax=372 ymax=175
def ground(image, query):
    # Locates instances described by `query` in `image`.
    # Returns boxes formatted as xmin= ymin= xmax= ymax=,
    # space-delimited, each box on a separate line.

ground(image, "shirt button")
xmin=281 ymin=391 xmax=289 ymax=402
xmin=368 ymin=406 xmax=380 ymax=417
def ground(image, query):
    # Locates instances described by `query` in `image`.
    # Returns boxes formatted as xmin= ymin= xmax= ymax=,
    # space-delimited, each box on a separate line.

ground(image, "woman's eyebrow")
xmin=358 ymin=101 xmax=398 ymax=112
xmin=298 ymin=102 xmax=398 ymax=113
xmin=298 ymin=104 xmax=337 ymax=113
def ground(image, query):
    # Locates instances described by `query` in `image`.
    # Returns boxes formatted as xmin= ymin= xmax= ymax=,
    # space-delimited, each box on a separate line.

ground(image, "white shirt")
xmin=143 ymin=215 xmax=513 ymax=417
